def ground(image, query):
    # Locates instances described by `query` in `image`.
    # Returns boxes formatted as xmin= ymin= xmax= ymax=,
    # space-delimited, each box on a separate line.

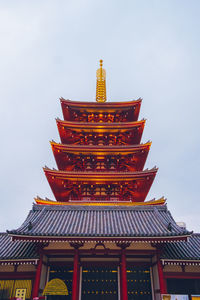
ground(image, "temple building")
xmin=0 ymin=60 xmax=200 ymax=300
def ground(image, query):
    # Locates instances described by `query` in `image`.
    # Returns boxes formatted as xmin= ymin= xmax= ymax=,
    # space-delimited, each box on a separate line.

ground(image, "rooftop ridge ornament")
xmin=96 ymin=59 xmax=107 ymax=103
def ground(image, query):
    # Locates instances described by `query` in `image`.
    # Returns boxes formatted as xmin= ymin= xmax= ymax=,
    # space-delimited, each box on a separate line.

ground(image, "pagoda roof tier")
xmin=51 ymin=141 xmax=151 ymax=154
xmin=57 ymin=119 xmax=145 ymax=145
xmin=44 ymin=168 xmax=157 ymax=203
xmin=8 ymin=204 xmax=191 ymax=243
xmin=35 ymin=196 xmax=166 ymax=206
xmin=51 ymin=141 xmax=151 ymax=172
xmin=60 ymin=98 xmax=142 ymax=122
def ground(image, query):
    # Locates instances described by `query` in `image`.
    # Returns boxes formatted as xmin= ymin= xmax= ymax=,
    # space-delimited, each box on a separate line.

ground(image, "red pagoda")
xmin=0 ymin=60 xmax=200 ymax=300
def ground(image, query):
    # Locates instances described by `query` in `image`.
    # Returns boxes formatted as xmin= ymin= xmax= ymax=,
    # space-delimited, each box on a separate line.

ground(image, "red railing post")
xmin=72 ymin=248 xmax=79 ymax=300
xmin=120 ymin=248 xmax=128 ymax=300
xmin=157 ymin=256 xmax=167 ymax=294
xmin=32 ymin=253 xmax=43 ymax=298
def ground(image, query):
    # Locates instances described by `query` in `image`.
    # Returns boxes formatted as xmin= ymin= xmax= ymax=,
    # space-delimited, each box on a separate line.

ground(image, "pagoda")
xmin=41 ymin=60 xmax=158 ymax=206
xmin=0 ymin=60 xmax=200 ymax=300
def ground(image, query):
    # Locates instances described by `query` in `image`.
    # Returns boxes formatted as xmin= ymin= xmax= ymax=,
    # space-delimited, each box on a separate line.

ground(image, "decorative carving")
xmin=116 ymin=242 xmax=131 ymax=249
xmin=63 ymin=131 xmax=137 ymax=146
xmin=55 ymin=149 xmax=147 ymax=172
xmin=70 ymin=110 xmax=133 ymax=123
xmin=90 ymin=242 xmax=110 ymax=255
xmin=70 ymin=242 xmax=84 ymax=249
xmin=60 ymin=181 xmax=139 ymax=202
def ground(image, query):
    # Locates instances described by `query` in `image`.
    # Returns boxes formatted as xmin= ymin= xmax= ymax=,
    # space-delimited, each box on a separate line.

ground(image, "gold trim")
xmin=96 ymin=59 xmax=106 ymax=103
xmin=50 ymin=141 xmax=152 ymax=155
xmin=35 ymin=197 xmax=166 ymax=206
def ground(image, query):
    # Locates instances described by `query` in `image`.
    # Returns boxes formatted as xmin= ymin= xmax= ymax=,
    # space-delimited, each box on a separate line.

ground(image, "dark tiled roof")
xmin=0 ymin=233 xmax=38 ymax=261
xmin=9 ymin=204 xmax=190 ymax=240
xmin=162 ymin=234 xmax=200 ymax=261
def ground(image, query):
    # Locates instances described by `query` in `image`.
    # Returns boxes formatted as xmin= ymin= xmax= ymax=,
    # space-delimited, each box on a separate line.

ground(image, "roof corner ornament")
xmin=96 ymin=59 xmax=107 ymax=103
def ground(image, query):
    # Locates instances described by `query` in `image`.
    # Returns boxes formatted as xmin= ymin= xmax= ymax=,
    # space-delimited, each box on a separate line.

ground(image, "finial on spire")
xmin=96 ymin=59 xmax=107 ymax=103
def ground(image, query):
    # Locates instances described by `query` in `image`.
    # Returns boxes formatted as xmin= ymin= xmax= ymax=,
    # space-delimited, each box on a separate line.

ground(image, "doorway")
xmin=81 ymin=266 xmax=118 ymax=300
xmin=127 ymin=266 xmax=152 ymax=300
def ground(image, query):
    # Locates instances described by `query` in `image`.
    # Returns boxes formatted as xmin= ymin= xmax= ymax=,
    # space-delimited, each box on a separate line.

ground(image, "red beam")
xmin=127 ymin=261 xmax=152 ymax=267
xmin=46 ymin=261 xmax=153 ymax=268
xmin=164 ymin=272 xmax=200 ymax=279
xmin=0 ymin=272 xmax=35 ymax=279
xmin=80 ymin=261 xmax=119 ymax=267
xmin=43 ymin=248 xmax=156 ymax=255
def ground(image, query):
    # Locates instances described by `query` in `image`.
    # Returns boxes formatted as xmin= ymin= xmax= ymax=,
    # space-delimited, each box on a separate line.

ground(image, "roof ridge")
xmin=60 ymin=97 xmax=142 ymax=106
xmin=192 ymin=233 xmax=200 ymax=236
xmin=32 ymin=204 xmax=167 ymax=211
xmin=153 ymin=206 xmax=182 ymax=234
xmin=43 ymin=168 xmax=158 ymax=174
xmin=0 ymin=232 xmax=7 ymax=236
xmin=25 ymin=206 xmax=47 ymax=232
xmin=10 ymin=206 xmax=47 ymax=234
xmin=9 ymin=204 xmax=191 ymax=239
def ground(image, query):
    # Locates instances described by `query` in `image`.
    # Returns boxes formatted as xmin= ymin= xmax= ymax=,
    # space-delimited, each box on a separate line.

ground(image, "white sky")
xmin=0 ymin=0 xmax=200 ymax=232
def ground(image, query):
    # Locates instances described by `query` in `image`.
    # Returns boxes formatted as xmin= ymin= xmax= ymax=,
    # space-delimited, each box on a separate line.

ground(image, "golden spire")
xmin=96 ymin=59 xmax=107 ymax=103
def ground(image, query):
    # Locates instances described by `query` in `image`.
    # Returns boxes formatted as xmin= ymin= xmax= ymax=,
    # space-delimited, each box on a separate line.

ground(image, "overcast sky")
xmin=0 ymin=0 xmax=200 ymax=232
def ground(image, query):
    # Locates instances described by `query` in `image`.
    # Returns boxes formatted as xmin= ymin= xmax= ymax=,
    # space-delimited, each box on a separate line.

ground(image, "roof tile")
xmin=9 ymin=204 xmax=190 ymax=239
xmin=0 ymin=233 xmax=38 ymax=260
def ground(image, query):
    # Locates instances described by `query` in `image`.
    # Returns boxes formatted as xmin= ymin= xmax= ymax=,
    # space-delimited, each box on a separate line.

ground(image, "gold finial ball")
xmin=99 ymin=59 xmax=103 ymax=67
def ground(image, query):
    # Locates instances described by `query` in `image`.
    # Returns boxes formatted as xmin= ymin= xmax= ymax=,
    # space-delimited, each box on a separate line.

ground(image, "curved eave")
xmin=57 ymin=120 xmax=145 ymax=145
xmin=9 ymin=204 xmax=191 ymax=242
xmin=44 ymin=168 xmax=157 ymax=202
xmin=56 ymin=119 xmax=146 ymax=131
xmin=43 ymin=168 xmax=158 ymax=181
xmin=50 ymin=141 xmax=152 ymax=155
xmin=60 ymin=98 xmax=142 ymax=108
xmin=10 ymin=234 xmax=190 ymax=244
xmin=35 ymin=197 xmax=166 ymax=206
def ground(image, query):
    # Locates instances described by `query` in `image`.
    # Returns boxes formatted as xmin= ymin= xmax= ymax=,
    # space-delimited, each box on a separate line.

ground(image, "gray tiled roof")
xmin=1 ymin=231 xmax=199 ymax=262
xmin=162 ymin=234 xmax=200 ymax=261
xmin=0 ymin=233 xmax=38 ymax=260
xmin=9 ymin=204 xmax=190 ymax=239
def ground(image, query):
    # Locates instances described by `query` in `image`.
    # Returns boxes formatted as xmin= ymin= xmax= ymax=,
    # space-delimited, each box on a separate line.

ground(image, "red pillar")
xmin=157 ymin=257 xmax=167 ymax=294
xmin=72 ymin=249 xmax=79 ymax=300
xmin=32 ymin=253 xmax=43 ymax=298
xmin=120 ymin=249 xmax=128 ymax=300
